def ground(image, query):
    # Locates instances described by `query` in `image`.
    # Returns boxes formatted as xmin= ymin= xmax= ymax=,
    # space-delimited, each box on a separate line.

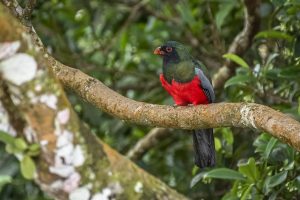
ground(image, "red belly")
xmin=160 ymin=74 xmax=209 ymax=106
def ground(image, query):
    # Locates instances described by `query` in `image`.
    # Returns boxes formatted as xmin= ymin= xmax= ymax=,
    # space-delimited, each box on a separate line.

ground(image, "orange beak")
xmin=154 ymin=47 xmax=164 ymax=55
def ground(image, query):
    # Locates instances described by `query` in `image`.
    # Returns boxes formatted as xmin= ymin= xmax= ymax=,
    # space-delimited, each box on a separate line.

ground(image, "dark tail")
xmin=193 ymin=129 xmax=216 ymax=168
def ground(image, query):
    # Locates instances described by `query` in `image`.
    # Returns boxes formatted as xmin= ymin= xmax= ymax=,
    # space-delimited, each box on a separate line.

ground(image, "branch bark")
xmin=212 ymin=0 xmax=261 ymax=89
xmin=50 ymin=63 xmax=300 ymax=151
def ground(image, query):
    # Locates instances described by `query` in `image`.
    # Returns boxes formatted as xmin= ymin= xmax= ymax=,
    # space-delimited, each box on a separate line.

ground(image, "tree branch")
xmin=23 ymin=0 xmax=37 ymax=20
xmin=212 ymin=0 xmax=261 ymax=89
xmin=126 ymin=128 xmax=171 ymax=161
xmin=49 ymin=61 xmax=300 ymax=151
xmin=3 ymin=0 xmax=298 ymax=160
xmin=2 ymin=0 xmax=35 ymax=26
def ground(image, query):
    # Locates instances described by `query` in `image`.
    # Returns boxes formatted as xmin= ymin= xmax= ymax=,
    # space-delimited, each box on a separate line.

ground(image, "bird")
xmin=154 ymin=41 xmax=216 ymax=168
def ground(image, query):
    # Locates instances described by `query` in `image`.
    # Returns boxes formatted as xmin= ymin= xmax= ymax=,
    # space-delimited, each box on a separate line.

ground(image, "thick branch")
xmin=212 ymin=0 xmax=261 ymax=89
xmin=49 ymin=63 xmax=300 ymax=151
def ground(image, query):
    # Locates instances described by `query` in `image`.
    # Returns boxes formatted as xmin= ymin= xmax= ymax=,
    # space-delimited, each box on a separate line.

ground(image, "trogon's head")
xmin=154 ymin=41 xmax=190 ymax=63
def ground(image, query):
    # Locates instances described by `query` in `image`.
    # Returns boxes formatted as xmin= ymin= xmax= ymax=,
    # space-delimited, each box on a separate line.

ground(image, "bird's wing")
xmin=193 ymin=60 xmax=215 ymax=103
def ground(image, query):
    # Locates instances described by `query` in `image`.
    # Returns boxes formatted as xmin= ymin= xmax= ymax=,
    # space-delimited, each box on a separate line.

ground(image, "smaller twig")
xmin=126 ymin=128 xmax=171 ymax=161
xmin=1 ymin=0 xmax=36 ymax=26
xmin=23 ymin=0 xmax=37 ymax=20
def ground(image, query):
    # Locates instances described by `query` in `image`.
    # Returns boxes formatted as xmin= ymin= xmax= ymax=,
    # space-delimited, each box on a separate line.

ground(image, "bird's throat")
xmin=162 ymin=59 xmax=195 ymax=84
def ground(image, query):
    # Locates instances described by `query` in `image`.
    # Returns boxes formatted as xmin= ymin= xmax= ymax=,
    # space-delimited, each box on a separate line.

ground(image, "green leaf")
xmin=0 ymin=175 xmax=12 ymax=184
xmin=0 ymin=131 xmax=15 ymax=145
xmin=264 ymin=171 xmax=288 ymax=194
xmin=14 ymin=138 xmax=28 ymax=151
xmin=5 ymin=144 xmax=15 ymax=154
xmin=204 ymin=168 xmax=246 ymax=181
xmin=214 ymin=137 xmax=222 ymax=151
xmin=283 ymin=161 xmax=294 ymax=171
xmin=238 ymin=158 xmax=260 ymax=181
xmin=222 ymin=128 xmax=234 ymax=145
xmin=255 ymin=30 xmax=294 ymax=42
xmin=267 ymin=171 xmax=288 ymax=188
xmin=223 ymin=53 xmax=249 ymax=68
xmin=191 ymin=168 xmax=246 ymax=187
xmin=0 ymin=175 xmax=12 ymax=191
xmin=264 ymin=137 xmax=277 ymax=159
xmin=279 ymin=67 xmax=300 ymax=79
xmin=191 ymin=165 xmax=199 ymax=176
xmin=241 ymin=184 xmax=254 ymax=200
xmin=190 ymin=171 xmax=206 ymax=187
xmin=215 ymin=2 xmax=235 ymax=30
xmin=29 ymin=143 xmax=40 ymax=151
xmin=20 ymin=155 xmax=36 ymax=180
xmin=224 ymin=75 xmax=253 ymax=88
xmin=254 ymin=133 xmax=270 ymax=154
xmin=27 ymin=143 xmax=41 ymax=156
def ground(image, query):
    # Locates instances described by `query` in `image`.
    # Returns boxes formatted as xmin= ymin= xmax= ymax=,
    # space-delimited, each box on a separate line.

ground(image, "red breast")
xmin=160 ymin=74 xmax=209 ymax=106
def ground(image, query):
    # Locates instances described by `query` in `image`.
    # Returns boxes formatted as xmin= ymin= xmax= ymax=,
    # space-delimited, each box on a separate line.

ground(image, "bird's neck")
xmin=162 ymin=58 xmax=195 ymax=84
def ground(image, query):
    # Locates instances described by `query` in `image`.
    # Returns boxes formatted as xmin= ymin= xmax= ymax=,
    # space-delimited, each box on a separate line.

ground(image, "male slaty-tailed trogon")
xmin=154 ymin=41 xmax=216 ymax=168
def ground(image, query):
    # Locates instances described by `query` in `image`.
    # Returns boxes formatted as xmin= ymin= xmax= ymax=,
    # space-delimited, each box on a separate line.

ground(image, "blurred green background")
xmin=1 ymin=0 xmax=300 ymax=199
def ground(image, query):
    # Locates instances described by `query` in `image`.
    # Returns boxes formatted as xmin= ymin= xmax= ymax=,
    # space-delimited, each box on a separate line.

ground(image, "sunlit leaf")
xmin=14 ymin=138 xmax=28 ymax=152
xmin=0 ymin=175 xmax=12 ymax=191
xmin=20 ymin=156 xmax=36 ymax=180
xmin=255 ymin=30 xmax=294 ymax=42
xmin=0 ymin=131 xmax=14 ymax=145
xmin=214 ymin=137 xmax=222 ymax=151
xmin=238 ymin=158 xmax=260 ymax=181
xmin=241 ymin=184 xmax=254 ymax=200
xmin=223 ymin=53 xmax=249 ymax=68
xmin=27 ymin=143 xmax=41 ymax=156
xmin=204 ymin=168 xmax=246 ymax=181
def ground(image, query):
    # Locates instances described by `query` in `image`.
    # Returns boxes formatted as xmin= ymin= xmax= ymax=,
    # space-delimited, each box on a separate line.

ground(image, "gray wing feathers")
xmin=195 ymin=67 xmax=215 ymax=103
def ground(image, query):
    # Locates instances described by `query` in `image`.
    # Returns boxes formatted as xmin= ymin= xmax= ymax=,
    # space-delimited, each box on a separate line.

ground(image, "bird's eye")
xmin=166 ymin=47 xmax=173 ymax=52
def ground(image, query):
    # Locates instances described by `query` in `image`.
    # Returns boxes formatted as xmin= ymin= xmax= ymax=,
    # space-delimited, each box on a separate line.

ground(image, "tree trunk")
xmin=0 ymin=4 xmax=187 ymax=200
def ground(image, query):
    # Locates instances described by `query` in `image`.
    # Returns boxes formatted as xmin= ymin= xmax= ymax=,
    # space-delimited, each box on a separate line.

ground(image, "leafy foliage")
xmin=1 ymin=0 xmax=300 ymax=199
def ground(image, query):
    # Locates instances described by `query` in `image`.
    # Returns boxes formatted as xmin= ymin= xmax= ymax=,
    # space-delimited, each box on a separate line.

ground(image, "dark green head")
xmin=154 ymin=41 xmax=191 ymax=64
xmin=154 ymin=41 xmax=195 ymax=83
